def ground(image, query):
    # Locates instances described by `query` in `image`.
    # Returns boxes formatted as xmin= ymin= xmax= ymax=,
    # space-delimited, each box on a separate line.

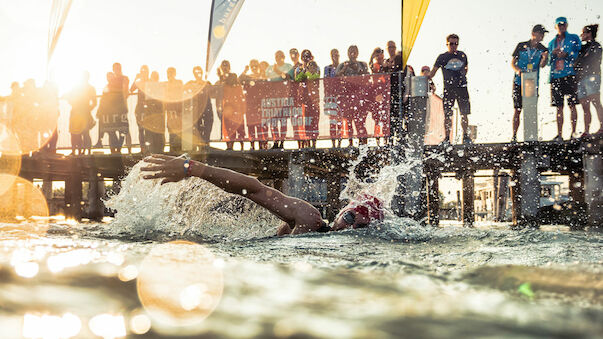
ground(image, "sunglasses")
xmin=341 ymin=211 xmax=368 ymax=228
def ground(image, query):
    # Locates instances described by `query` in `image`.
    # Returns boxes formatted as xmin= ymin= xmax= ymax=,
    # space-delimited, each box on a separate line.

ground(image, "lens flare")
xmin=0 ymin=150 xmax=21 ymax=195
xmin=0 ymin=175 xmax=49 ymax=233
xmin=136 ymin=241 xmax=223 ymax=328
xmin=6 ymin=87 xmax=59 ymax=155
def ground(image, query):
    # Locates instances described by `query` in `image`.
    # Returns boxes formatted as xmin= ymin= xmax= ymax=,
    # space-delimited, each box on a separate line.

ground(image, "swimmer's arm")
xmin=141 ymin=155 xmax=300 ymax=226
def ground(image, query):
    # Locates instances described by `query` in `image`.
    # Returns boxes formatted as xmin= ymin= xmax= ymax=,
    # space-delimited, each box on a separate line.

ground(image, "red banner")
xmin=220 ymin=74 xmax=391 ymax=141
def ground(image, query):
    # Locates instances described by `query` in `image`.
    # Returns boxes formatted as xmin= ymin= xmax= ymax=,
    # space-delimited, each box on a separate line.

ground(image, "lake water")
xmin=0 ymin=158 xmax=602 ymax=338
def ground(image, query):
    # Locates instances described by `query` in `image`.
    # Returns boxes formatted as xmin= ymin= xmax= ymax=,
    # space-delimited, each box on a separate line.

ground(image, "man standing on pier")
xmin=511 ymin=25 xmax=549 ymax=143
xmin=429 ymin=34 xmax=472 ymax=145
xmin=548 ymin=17 xmax=582 ymax=141
xmin=141 ymin=154 xmax=384 ymax=235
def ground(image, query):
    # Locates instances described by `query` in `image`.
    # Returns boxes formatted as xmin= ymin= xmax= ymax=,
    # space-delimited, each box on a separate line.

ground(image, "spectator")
xmin=143 ymin=71 xmax=165 ymax=153
xmin=421 ymin=66 xmax=436 ymax=93
xmin=97 ymin=66 xmax=130 ymax=154
xmin=65 ymin=71 xmax=97 ymax=155
xmin=510 ymin=25 xmax=549 ymax=142
xmin=324 ymin=49 xmax=342 ymax=147
xmin=336 ymin=45 xmax=369 ymax=145
xmin=369 ymin=47 xmax=385 ymax=74
xmin=239 ymin=60 xmax=267 ymax=149
xmin=294 ymin=49 xmax=321 ymax=148
xmin=185 ymin=66 xmax=214 ymax=149
xmin=288 ymin=48 xmax=302 ymax=80
xmin=324 ymin=49 xmax=340 ymax=78
xmin=383 ymin=41 xmax=403 ymax=142
xmin=266 ymin=50 xmax=292 ymax=81
xmin=335 ymin=45 xmax=369 ymax=77
xmin=266 ymin=50 xmax=292 ymax=148
xmin=239 ymin=59 xmax=262 ymax=82
xmin=548 ymin=17 xmax=582 ymax=141
xmin=130 ymin=65 xmax=150 ymax=153
xmin=217 ymin=60 xmax=245 ymax=150
xmin=383 ymin=40 xmax=398 ymax=72
xmin=429 ymin=34 xmax=471 ymax=145
xmin=576 ymin=24 xmax=602 ymax=136
xmin=259 ymin=61 xmax=269 ymax=80
xmin=164 ymin=67 xmax=184 ymax=153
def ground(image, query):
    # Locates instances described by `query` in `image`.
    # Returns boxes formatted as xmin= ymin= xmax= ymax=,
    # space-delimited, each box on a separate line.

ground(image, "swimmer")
xmin=141 ymin=154 xmax=384 ymax=235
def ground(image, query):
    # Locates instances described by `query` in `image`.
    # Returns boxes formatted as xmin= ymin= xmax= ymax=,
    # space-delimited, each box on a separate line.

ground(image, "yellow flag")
xmin=402 ymin=0 xmax=431 ymax=66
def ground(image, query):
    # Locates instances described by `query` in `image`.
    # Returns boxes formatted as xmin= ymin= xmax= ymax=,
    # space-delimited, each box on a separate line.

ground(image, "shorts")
xmin=551 ymin=75 xmax=578 ymax=107
xmin=443 ymin=86 xmax=471 ymax=116
xmin=577 ymin=74 xmax=601 ymax=100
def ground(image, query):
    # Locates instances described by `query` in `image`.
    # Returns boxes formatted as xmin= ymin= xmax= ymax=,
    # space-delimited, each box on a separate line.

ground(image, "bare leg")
xmin=592 ymin=96 xmax=603 ymax=132
xmin=556 ymin=106 xmax=564 ymax=138
xmin=569 ymin=104 xmax=578 ymax=137
xmin=512 ymin=108 xmax=521 ymax=140
xmin=581 ymin=100 xmax=592 ymax=135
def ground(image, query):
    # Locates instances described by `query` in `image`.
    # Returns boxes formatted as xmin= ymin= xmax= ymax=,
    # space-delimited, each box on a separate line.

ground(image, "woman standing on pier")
xmin=576 ymin=24 xmax=603 ymax=135
xmin=96 ymin=63 xmax=130 ymax=154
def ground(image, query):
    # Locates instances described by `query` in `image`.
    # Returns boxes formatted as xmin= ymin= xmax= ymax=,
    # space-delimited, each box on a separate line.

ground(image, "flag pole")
xmin=205 ymin=0 xmax=216 ymax=78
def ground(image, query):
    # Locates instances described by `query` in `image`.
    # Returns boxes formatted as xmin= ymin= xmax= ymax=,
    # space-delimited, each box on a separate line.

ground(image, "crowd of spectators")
xmin=1 ymin=40 xmax=403 ymax=154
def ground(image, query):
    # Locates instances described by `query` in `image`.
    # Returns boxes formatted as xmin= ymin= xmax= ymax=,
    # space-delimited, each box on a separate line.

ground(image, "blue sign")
xmin=206 ymin=0 xmax=245 ymax=73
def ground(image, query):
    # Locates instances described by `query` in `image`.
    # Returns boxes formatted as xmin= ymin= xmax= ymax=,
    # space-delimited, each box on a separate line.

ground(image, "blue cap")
xmin=555 ymin=17 xmax=567 ymax=25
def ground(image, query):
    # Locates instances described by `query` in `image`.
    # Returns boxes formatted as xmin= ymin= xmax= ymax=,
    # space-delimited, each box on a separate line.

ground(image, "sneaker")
xmin=579 ymin=132 xmax=590 ymax=139
xmin=463 ymin=135 xmax=473 ymax=145
xmin=438 ymin=139 xmax=451 ymax=147
xmin=510 ymin=136 xmax=517 ymax=144
xmin=552 ymin=135 xmax=563 ymax=143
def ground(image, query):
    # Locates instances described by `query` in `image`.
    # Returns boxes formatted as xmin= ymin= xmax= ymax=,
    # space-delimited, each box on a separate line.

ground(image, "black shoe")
xmin=510 ymin=136 xmax=517 ymax=144
xmin=438 ymin=139 xmax=451 ymax=147
xmin=552 ymin=135 xmax=563 ymax=143
xmin=463 ymin=135 xmax=473 ymax=144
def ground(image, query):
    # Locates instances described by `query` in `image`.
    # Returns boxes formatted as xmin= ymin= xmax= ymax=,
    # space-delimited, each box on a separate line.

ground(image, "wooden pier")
xmin=14 ymin=135 xmax=603 ymax=230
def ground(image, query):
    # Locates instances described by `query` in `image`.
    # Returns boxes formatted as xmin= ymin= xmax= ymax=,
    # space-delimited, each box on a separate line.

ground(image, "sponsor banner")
xmin=206 ymin=0 xmax=246 ymax=72
xmin=222 ymin=74 xmax=391 ymax=141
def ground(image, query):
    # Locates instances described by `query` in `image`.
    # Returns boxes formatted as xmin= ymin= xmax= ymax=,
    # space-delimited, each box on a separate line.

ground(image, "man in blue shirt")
xmin=548 ymin=17 xmax=582 ymax=141
xmin=511 ymin=25 xmax=549 ymax=142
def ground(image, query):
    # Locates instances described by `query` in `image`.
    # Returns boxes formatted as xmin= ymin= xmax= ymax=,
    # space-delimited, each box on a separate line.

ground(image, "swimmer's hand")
xmin=141 ymin=154 xmax=189 ymax=185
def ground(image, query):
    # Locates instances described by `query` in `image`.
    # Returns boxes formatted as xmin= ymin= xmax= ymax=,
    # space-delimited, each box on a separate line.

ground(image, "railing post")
xmin=583 ymin=141 xmax=603 ymax=231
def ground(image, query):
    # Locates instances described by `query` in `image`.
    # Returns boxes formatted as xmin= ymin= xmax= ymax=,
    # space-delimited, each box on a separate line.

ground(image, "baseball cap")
xmin=555 ymin=17 xmax=568 ymax=25
xmin=532 ymin=24 xmax=549 ymax=34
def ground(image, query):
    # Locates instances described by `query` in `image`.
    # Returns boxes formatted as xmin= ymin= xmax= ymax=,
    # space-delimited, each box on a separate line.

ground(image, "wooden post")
xmin=496 ymin=173 xmax=509 ymax=221
xmin=426 ymin=169 xmax=440 ymax=226
xmin=87 ymin=163 xmax=104 ymax=221
xmin=65 ymin=158 xmax=83 ymax=220
xmin=583 ymin=148 xmax=603 ymax=231
xmin=569 ymin=171 xmax=585 ymax=204
xmin=461 ymin=171 xmax=475 ymax=227
xmin=519 ymin=153 xmax=540 ymax=228
xmin=42 ymin=173 xmax=53 ymax=215
xmin=285 ymin=151 xmax=306 ymax=199
xmin=510 ymin=169 xmax=521 ymax=227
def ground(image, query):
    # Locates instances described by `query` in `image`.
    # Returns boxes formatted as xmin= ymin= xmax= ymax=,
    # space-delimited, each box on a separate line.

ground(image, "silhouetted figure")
xmin=576 ymin=24 xmax=603 ymax=136
xmin=266 ymin=50 xmax=293 ymax=148
xmin=294 ymin=49 xmax=320 ymax=148
xmin=40 ymin=81 xmax=60 ymax=154
xmin=217 ymin=60 xmax=245 ymax=150
xmin=240 ymin=60 xmax=267 ymax=150
xmin=65 ymin=71 xmax=97 ymax=155
xmin=185 ymin=66 xmax=214 ymax=150
xmin=144 ymin=71 xmax=165 ymax=153
xmin=336 ymin=45 xmax=369 ymax=145
xmin=324 ymin=49 xmax=342 ymax=147
xmin=164 ymin=67 xmax=184 ymax=153
xmin=97 ymin=63 xmax=130 ymax=154
xmin=130 ymin=65 xmax=150 ymax=153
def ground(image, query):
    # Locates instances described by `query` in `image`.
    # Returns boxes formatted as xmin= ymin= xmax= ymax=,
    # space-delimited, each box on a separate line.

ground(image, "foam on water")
xmin=105 ymin=162 xmax=280 ymax=241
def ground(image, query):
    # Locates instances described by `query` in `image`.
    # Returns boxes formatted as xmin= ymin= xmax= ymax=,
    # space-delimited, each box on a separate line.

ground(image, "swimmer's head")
xmin=331 ymin=194 xmax=384 ymax=231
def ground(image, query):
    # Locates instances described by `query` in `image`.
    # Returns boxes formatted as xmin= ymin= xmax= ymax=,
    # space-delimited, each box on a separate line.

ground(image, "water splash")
xmin=105 ymin=162 xmax=279 ymax=241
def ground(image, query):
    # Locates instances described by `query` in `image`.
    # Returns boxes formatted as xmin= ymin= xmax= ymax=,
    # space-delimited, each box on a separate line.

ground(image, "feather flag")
xmin=47 ymin=0 xmax=73 ymax=63
xmin=402 ymin=0 xmax=430 ymax=66
xmin=206 ymin=0 xmax=245 ymax=73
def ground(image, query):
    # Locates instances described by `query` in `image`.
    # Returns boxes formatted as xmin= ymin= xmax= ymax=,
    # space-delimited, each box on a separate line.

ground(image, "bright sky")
xmin=0 ymin=0 xmax=602 ymax=143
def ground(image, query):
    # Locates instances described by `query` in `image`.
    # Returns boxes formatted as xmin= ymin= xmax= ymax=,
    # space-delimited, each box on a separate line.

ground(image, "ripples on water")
xmin=0 ymin=154 xmax=602 ymax=338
